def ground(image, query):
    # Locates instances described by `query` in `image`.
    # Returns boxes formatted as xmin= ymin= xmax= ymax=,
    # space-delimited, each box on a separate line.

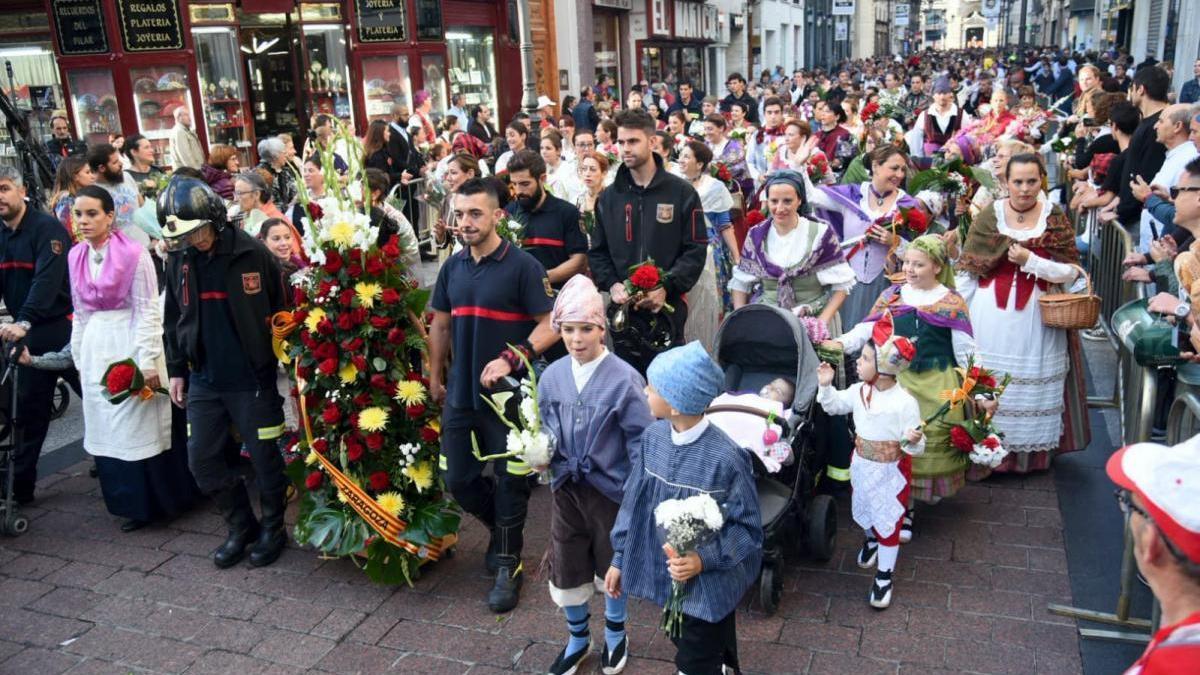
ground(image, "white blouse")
xmin=955 ymin=197 xmax=1080 ymax=303
xmin=729 ymin=218 xmax=857 ymax=293
xmin=70 ymin=244 xmax=164 ymax=375
xmin=839 ymin=283 xmax=978 ymax=367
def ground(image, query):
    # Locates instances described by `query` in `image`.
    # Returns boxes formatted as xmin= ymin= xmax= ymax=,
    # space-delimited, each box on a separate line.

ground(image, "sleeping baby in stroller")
xmin=707 ymin=377 xmax=798 ymax=473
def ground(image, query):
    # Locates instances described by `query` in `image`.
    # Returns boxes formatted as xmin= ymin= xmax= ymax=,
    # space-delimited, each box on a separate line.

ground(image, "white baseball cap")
xmin=1107 ymin=436 xmax=1200 ymax=564
xmin=536 ymin=95 xmax=555 ymax=109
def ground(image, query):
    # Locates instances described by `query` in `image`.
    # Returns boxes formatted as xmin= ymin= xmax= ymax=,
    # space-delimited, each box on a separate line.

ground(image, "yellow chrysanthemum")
xmin=328 ymin=220 xmax=356 ymax=248
xmin=339 ymin=362 xmax=359 ymax=384
xmin=375 ymin=491 xmax=406 ymax=517
xmin=358 ymin=406 xmax=389 ymax=432
xmin=403 ymin=462 xmax=434 ymax=493
xmin=394 ymin=380 xmax=427 ymax=406
xmin=304 ymin=307 xmax=326 ymax=333
xmin=355 ymin=282 xmax=382 ymax=309
xmin=336 ymin=489 xmax=349 ymax=504
xmin=305 ymin=450 xmax=320 ymax=465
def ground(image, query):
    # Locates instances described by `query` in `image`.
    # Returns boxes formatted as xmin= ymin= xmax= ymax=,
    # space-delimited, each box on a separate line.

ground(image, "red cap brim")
xmin=1106 ymin=446 xmax=1135 ymax=491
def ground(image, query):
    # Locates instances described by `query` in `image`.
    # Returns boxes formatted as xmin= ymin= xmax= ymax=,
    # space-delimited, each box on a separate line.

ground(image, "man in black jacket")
xmin=1116 ymin=66 xmax=1169 ymax=235
xmin=159 ymin=177 xmax=290 ymax=570
xmin=467 ymin=104 xmax=498 ymax=150
xmin=571 ymin=87 xmax=600 ymax=133
xmin=0 ymin=166 xmax=72 ymax=504
xmin=45 ymin=114 xmax=86 ymax=171
xmin=721 ymin=73 xmax=760 ymax=126
xmin=666 ymin=81 xmax=704 ymax=122
xmin=588 ymin=109 xmax=705 ymax=374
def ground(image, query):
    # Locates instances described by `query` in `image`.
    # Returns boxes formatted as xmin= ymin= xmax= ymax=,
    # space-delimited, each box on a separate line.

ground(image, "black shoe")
xmin=248 ymin=489 xmax=288 ymax=567
xmin=120 ymin=519 xmax=149 ymax=533
xmin=211 ymin=483 xmax=260 ymax=569
xmin=869 ymin=570 xmax=894 ymax=610
xmin=600 ymin=634 xmax=628 ymax=675
xmin=487 ymin=563 xmax=523 ymax=613
xmin=549 ymin=639 xmax=591 ymax=675
xmin=856 ymin=538 xmax=878 ymax=569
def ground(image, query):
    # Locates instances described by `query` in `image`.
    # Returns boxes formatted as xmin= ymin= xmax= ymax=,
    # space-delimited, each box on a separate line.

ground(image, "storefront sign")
xmin=835 ymin=19 xmax=848 ymax=41
xmin=651 ymin=0 xmax=670 ymax=36
xmin=115 ymin=0 xmax=183 ymax=52
xmin=53 ymin=0 xmax=109 ymax=55
xmin=415 ymin=0 xmax=443 ymax=40
xmin=594 ymin=0 xmax=632 ymax=9
xmin=702 ymin=5 xmax=719 ymax=41
xmin=831 ymin=0 xmax=854 ymax=16
xmin=674 ymin=1 xmax=703 ymax=40
xmin=894 ymin=3 xmax=909 ymax=26
xmin=356 ymin=0 xmax=408 ymax=42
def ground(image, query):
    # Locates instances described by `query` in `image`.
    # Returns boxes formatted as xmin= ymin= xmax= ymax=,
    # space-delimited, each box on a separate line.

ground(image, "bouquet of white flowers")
xmin=655 ymin=494 xmax=724 ymax=637
xmin=471 ymin=345 xmax=553 ymax=474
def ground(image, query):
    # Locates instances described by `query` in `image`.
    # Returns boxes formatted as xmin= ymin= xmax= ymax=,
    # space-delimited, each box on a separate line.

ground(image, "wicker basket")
xmin=1039 ymin=264 xmax=1100 ymax=330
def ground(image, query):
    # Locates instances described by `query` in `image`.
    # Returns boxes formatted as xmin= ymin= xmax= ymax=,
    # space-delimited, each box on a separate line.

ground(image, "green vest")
xmin=755 ymin=222 xmax=829 ymax=311
xmin=893 ymin=310 xmax=956 ymax=373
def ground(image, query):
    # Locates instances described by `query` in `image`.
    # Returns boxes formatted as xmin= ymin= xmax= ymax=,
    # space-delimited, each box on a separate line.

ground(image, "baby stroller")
xmin=0 ymin=345 xmax=31 ymax=537
xmin=707 ymin=304 xmax=837 ymax=614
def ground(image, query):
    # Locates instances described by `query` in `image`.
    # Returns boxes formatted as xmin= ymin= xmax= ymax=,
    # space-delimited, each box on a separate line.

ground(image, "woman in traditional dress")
xmin=432 ymin=153 xmax=480 ymax=256
xmin=703 ymin=113 xmax=750 ymax=197
xmin=677 ymin=141 xmax=740 ymax=351
xmin=965 ymin=90 xmax=1017 ymax=149
xmin=574 ymin=151 xmax=609 ymax=245
xmin=773 ymin=119 xmax=827 ymax=178
xmin=826 ymin=235 xmax=987 ymax=535
xmin=952 ymin=154 xmax=1086 ymax=474
xmin=1007 ymin=86 xmax=1050 ymax=146
xmin=68 ymin=186 xmax=198 ymax=530
xmin=808 ymin=145 xmax=924 ymax=328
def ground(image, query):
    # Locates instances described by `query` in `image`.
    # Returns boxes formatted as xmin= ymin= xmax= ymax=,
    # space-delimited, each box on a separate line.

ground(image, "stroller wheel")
xmin=3 ymin=511 xmax=28 ymax=537
xmin=50 ymin=381 xmax=70 ymax=420
xmin=758 ymin=563 xmax=783 ymax=615
xmin=805 ymin=494 xmax=838 ymax=562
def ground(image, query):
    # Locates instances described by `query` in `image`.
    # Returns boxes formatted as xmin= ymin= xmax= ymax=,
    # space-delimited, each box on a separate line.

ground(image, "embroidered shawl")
xmin=864 ymin=284 xmax=974 ymax=335
xmin=737 ymin=217 xmax=844 ymax=309
xmin=956 ymin=200 xmax=1079 ymax=279
xmin=811 ymin=183 xmax=920 ymax=283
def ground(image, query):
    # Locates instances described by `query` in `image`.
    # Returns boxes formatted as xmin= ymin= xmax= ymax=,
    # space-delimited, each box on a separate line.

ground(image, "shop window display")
xmin=67 ymin=68 xmax=121 ymax=148
xmin=304 ymin=24 xmax=354 ymax=127
xmin=447 ymin=27 xmax=497 ymax=114
xmin=362 ymin=55 xmax=411 ymax=122
xmin=130 ymin=65 xmax=194 ymax=167
xmin=0 ymin=43 xmax=63 ymax=167
xmin=421 ymin=54 xmax=448 ymax=122
xmin=194 ymin=27 xmax=253 ymax=167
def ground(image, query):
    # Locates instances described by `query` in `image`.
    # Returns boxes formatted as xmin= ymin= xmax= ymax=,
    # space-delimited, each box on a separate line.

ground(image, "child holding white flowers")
xmin=606 ymin=341 xmax=762 ymax=675
xmin=816 ymin=315 xmax=924 ymax=609
xmin=537 ymin=275 xmax=654 ymax=675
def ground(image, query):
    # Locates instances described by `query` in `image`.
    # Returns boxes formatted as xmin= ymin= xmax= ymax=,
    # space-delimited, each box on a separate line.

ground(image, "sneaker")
xmin=549 ymin=639 xmax=591 ymax=675
xmin=601 ymin=635 xmax=628 ymax=674
xmin=487 ymin=563 xmax=523 ymax=613
xmin=899 ymin=510 xmax=914 ymax=544
xmin=869 ymin=570 xmax=894 ymax=610
xmin=856 ymin=539 xmax=878 ymax=569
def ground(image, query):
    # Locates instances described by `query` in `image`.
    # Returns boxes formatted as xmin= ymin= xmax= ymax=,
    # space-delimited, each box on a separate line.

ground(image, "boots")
xmin=487 ymin=524 xmax=524 ymax=613
xmin=248 ymin=489 xmax=288 ymax=567
xmin=211 ymin=482 xmax=260 ymax=569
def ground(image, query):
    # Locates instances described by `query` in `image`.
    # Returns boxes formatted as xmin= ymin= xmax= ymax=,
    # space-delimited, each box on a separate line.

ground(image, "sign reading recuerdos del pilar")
xmin=116 ymin=0 xmax=184 ymax=52
xmin=356 ymin=0 xmax=408 ymax=42
xmin=53 ymin=0 xmax=109 ymax=55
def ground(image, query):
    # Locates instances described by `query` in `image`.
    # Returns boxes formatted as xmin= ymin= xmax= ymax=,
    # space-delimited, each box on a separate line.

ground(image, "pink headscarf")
xmin=551 ymin=275 xmax=605 ymax=332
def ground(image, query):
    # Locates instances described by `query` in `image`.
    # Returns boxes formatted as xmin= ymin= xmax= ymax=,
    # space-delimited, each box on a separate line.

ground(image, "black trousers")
xmin=670 ymin=610 xmax=741 ymax=675
xmin=440 ymin=403 xmax=532 ymax=562
xmin=10 ymin=318 xmax=71 ymax=500
xmin=185 ymin=376 xmax=287 ymax=496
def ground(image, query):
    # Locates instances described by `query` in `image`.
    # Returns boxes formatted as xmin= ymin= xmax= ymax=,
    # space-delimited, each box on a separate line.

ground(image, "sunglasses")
xmin=1170 ymin=186 xmax=1200 ymax=200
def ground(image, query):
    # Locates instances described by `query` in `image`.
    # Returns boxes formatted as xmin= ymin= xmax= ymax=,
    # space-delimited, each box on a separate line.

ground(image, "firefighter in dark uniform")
xmin=503 ymin=149 xmax=588 ymax=362
xmin=158 ymin=177 xmax=290 ymax=569
xmin=429 ymin=177 xmax=558 ymax=613
xmin=0 ymin=167 xmax=72 ymax=504
xmin=587 ymin=109 xmax=706 ymax=374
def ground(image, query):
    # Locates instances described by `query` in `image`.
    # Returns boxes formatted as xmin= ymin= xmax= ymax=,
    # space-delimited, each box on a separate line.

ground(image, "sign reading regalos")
xmin=116 ymin=0 xmax=183 ymax=52
xmin=53 ymin=0 xmax=109 ymax=55
xmin=831 ymin=0 xmax=855 ymax=16
xmin=356 ymin=0 xmax=408 ymax=43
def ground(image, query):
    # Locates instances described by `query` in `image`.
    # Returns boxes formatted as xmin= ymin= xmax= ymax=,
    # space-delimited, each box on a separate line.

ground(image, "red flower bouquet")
xmin=859 ymin=101 xmax=880 ymax=123
xmin=623 ymin=259 xmax=675 ymax=313
xmin=806 ymin=153 xmax=831 ymax=184
xmin=100 ymin=358 xmax=166 ymax=404
xmin=745 ymin=209 xmax=767 ymax=228
xmin=882 ymin=206 xmax=929 ymax=241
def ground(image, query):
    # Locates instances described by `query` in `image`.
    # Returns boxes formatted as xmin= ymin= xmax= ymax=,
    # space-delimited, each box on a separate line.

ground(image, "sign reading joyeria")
xmin=115 ymin=0 xmax=184 ymax=52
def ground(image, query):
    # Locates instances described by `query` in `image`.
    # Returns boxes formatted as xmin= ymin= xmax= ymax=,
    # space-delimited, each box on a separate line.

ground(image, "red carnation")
xmin=906 ymin=208 xmax=928 ymax=235
xmin=317 ymin=358 xmax=338 ymax=376
xmin=949 ymin=425 xmax=975 ymax=453
xmin=311 ymin=439 xmax=329 ymax=455
xmin=982 ymin=435 xmax=1001 ymax=449
xmin=337 ymin=313 xmax=354 ymax=331
xmin=323 ymin=250 xmax=343 ymax=274
xmin=629 ymin=264 xmax=661 ymax=291
xmin=369 ymin=315 xmax=391 ymax=329
xmin=105 ymin=363 xmax=136 ymax=395
xmin=420 ymin=426 xmax=440 ymax=443
xmin=382 ymin=237 xmax=401 ymax=260
xmin=317 ymin=318 xmax=335 ymax=335
xmin=351 ymin=308 xmax=368 ymax=325
xmin=369 ymin=373 xmax=389 ymax=391
xmin=352 ymin=392 xmax=371 ymax=407
xmin=387 ymin=328 xmax=406 ymax=345
xmin=339 ymin=288 xmax=356 ymax=308
xmin=351 ymin=354 xmax=367 ymax=371
xmin=294 ymin=286 xmax=307 ymax=306
xmin=745 ymin=210 xmax=766 ymax=227
xmin=368 ymin=471 xmax=390 ymax=491
xmin=318 ymin=280 xmax=334 ymax=298
xmin=314 ymin=342 xmax=337 ymax=360
xmin=366 ymin=256 xmax=386 ymax=276
xmin=305 ymin=470 xmax=324 ymax=490
xmin=381 ymin=288 xmax=401 ymax=305
xmin=347 ymin=262 xmax=363 ymax=278
xmin=346 ymin=442 xmax=365 ymax=462
xmin=968 ymin=366 xmax=997 ymax=388
xmin=366 ymin=433 xmax=384 ymax=451
xmin=406 ymin=403 xmax=427 ymax=419
xmin=321 ymin=404 xmax=342 ymax=425
xmin=860 ymin=101 xmax=879 ymax=122
xmin=306 ymin=202 xmax=324 ymax=221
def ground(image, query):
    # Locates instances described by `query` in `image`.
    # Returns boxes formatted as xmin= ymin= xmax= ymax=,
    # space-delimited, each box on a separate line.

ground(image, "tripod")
xmin=0 ymin=62 xmax=55 ymax=211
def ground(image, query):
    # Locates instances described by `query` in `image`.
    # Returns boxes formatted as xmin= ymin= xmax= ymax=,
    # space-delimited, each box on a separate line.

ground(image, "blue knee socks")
xmin=563 ymin=603 xmax=590 ymax=655
xmin=604 ymin=593 xmax=627 ymax=652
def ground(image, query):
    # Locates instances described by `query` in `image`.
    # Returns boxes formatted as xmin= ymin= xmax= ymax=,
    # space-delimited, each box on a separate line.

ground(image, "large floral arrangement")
xmin=281 ymin=127 xmax=460 ymax=584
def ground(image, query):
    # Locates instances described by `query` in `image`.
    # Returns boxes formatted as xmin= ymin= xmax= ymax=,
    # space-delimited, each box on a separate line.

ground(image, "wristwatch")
xmin=15 ymin=320 xmax=31 ymax=332
xmin=1175 ymin=302 xmax=1191 ymax=319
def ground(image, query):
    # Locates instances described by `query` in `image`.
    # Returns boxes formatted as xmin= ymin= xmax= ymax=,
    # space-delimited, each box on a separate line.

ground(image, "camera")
xmin=1081 ymin=117 xmax=1097 ymax=127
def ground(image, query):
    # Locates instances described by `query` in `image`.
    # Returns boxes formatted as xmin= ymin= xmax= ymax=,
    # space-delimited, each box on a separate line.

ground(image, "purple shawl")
xmin=737 ymin=217 xmax=844 ymax=310
xmin=69 ymin=230 xmax=144 ymax=312
xmin=863 ymin=284 xmax=974 ymax=335
xmin=811 ymin=183 xmax=919 ymax=284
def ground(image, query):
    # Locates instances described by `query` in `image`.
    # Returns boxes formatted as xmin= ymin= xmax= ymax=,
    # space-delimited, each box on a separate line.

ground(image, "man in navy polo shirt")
xmin=504 ymin=149 xmax=587 ymax=361
xmin=429 ymin=177 xmax=558 ymax=613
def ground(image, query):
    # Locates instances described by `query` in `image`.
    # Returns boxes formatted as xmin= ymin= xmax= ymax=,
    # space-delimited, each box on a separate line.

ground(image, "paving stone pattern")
xmin=0 ymin=461 xmax=1081 ymax=674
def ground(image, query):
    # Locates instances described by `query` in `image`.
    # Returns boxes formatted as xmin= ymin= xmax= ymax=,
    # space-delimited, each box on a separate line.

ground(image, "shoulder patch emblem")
xmin=242 ymin=272 xmax=262 ymax=295
xmin=656 ymin=203 xmax=674 ymax=223
xmin=50 ymin=240 xmax=62 ymax=255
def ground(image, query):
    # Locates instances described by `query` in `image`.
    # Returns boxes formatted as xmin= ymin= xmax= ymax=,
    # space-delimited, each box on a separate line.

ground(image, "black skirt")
xmin=93 ymin=406 xmax=200 ymax=522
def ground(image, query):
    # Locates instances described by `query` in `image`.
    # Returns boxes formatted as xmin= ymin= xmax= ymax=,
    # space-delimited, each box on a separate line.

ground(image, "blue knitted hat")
xmin=647 ymin=341 xmax=724 ymax=415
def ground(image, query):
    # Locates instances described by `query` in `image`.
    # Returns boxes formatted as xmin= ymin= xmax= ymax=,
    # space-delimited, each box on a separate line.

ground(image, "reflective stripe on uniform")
xmin=186 ymin=423 xmax=191 ymax=437
xmin=257 ymin=423 xmax=285 ymax=440
xmin=826 ymin=465 xmax=850 ymax=482
xmin=438 ymin=454 xmax=448 ymax=471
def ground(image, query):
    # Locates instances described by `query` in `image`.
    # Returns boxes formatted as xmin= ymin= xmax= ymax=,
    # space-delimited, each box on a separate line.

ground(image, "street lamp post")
xmin=515 ymin=0 xmax=540 ymax=127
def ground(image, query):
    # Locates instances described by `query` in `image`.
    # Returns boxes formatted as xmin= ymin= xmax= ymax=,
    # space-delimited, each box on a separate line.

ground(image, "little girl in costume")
xmin=817 ymin=315 xmax=924 ymax=609
xmin=538 ymin=275 xmax=654 ymax=675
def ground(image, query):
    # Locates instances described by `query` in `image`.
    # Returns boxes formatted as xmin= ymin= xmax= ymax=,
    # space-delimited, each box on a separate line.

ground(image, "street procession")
xmin=2 ymin=0 xmax=1200 ymax=673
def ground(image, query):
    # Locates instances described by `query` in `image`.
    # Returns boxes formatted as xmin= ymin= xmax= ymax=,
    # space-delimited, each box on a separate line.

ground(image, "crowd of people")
xmin=5 ymin=44 xmax=1200 ymax=675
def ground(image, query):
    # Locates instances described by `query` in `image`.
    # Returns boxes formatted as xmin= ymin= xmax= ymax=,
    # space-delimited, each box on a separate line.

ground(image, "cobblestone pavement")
xmin=0 ymin=457 xmax=1081 ymax=674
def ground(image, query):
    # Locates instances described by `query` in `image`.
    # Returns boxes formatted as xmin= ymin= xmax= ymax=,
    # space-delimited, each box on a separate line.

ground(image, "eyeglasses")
xmin=1114 ymin=489 xmax=1192 ymax=563
xmin=1170 ymin=186 xmax=1200 ymax=200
